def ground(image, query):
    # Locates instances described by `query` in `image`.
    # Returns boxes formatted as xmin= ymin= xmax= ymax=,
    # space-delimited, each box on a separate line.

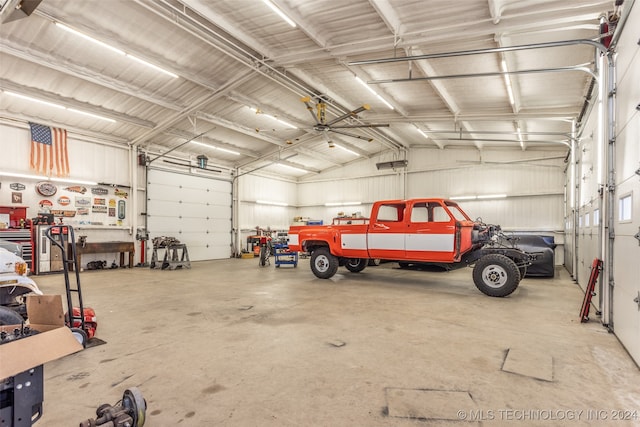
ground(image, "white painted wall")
xmin=296 ymin=147 xmax=566 ymax=259
xmin=0 ymin=122 xmax=133 ymax=253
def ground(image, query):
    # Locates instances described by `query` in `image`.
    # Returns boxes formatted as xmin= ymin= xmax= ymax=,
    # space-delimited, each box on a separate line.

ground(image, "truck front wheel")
xmin=472 ymin=254 xmax=520 ymax=297
xmin=344 ymin=258 xmax=367 ymax=273
xmin=310 ymin=247 xmax=339 ymax=279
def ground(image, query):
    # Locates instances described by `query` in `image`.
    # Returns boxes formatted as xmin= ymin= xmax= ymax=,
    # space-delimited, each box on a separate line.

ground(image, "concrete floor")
xmin=31 ymin=258 xmax=639 ymax=426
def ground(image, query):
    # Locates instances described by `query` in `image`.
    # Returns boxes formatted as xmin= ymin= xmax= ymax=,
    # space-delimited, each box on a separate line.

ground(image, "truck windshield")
xmin=445 ymin=202 xmax=471 ymax=221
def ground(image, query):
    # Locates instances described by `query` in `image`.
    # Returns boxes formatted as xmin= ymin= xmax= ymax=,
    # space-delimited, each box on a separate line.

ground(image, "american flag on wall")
xmin=29 ymin=122 xmax=69 ymax=176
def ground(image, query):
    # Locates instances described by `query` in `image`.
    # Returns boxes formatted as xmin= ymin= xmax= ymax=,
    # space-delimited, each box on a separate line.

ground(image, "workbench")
xmin=70 ymin=241 xmax=135 ymax=270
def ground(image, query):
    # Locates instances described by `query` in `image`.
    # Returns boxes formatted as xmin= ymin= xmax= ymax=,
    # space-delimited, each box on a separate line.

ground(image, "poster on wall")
xmin=35 ymin=182 xmax=57 ymax=196
xmin=64 ymin=186 xmax=87 ymax=194
xmin=75 ymin=196 xmax=91 ymax=207
xmin=91 ymin=187 xmax=109 ymax=195
xmin=92 ymin=205 xmax=107 ymax=214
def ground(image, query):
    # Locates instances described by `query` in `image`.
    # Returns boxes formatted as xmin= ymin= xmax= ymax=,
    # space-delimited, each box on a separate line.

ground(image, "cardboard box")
xmin=0 ymin=295 xmax=83 ymax=379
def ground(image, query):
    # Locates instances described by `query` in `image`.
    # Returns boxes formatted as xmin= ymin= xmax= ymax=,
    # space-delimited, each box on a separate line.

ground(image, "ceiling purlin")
xmin=269 ymin=1 xmax=609 ymax=67
xmin=269 ymin=1 xmax=405 ymax=151
xmin=368 ymin=0 xmax=483 ymax=150
xmin=163 ymin=127 xmax=259 ymax=158
xmin=129 ymin=69 xmax=257 ymax=146
xmin=0 ymin=78 xmax=155 ymax=128
xmin=1 ymin=39 xmax=185 ymax=112
xmin=194 ymin=111 xmax=290 ymax=148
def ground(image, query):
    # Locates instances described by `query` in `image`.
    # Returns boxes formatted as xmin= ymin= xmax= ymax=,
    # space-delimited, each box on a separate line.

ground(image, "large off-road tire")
xmin=472 ymin=254 xmax=520 ymax=297
xmin=310 ymin=247 xmax=339 ymax=279
xmin=345 ymin=258 xmax=367 ymax=273
xmin=0 ymin=306 xmax=23 ymax=325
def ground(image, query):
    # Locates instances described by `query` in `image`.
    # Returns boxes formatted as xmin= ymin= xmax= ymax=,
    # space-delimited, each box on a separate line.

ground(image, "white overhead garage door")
xmin=147 ymin=169 xmax=232 ymax=261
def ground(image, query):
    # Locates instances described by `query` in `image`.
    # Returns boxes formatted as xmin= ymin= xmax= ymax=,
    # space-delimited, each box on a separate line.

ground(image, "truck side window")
xmin=432 ymin=205 xmax=451 ymax=222
xmin=377 ymin=204 xmax=404 ymax=222
xmin=410 ymin=204 xmax=429 ymax=223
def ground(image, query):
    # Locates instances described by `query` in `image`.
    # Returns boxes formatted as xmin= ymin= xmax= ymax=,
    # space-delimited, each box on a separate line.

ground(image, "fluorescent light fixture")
xmin=190 ymin=140 xmax=240 ymax=155
xmin=416 ymin=127 xmax=429 ymax=140
xmin=3 ymin=90 xmax=115 ymax=123
xmin=275 ymin=118 xmax=297 ymax=129
xmin=333 ymin=143 xmax=359 ymax=156
xmin=247 ymin=106 xmax=297 ymax=129
xmin=356 ymin=76 xmax=377 ymax=96
xmin=516 ymin=125 xmax=523 ymax=149
xmin=324 ymin=202 xmax=361 ymax=207
xmin=54 ymin=22 xmax=178 ymax=78
xmin=0 ymin=171 xmax=97 ymax=185
xmin=256 ymin=200 xmax=288 ymax=207
xmin=278 ymin=163 xmax=308 ymax=174
xmin=355 ymin=76 xmax=394 ymax=110
xmin=55 ymin=22 xmax=125 ymax=55
xmin=501 ymin=60 xmax=515 ymax=107
xmin=261 ymin=0 xmax=296 ymax=27
xmin=376 ymin=94 xmax=394 ymax=110
xmin=3 ymin=91 xmax=65 ymax=109
xmin=127 ymin=54 xmax=179 ymax=78
xmin=450 ymin=195 xmax=477 ymax=200
xmin=451 ymin=194 xmax=507 ymax=200
xmin=477 ymin=194 xmax=507 ymax=199
xmin=376 ymin=160 xmax=408 ymax=170
xmin=67 ymin=108 xmax=116 ymax=123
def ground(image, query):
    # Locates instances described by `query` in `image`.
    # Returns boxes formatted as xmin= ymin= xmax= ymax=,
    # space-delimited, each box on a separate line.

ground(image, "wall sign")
xmin=94 ymin=198 xmax=106 ymax=205
xmin=75 ymin=196 xmax=91 ymax=206
xmin=58 ymin=196 xmax=71 ymax=206
xmin=39 ymin=200 xmax=54 ymax=208
xmin=64 ymin=186 xmax=87 ymax=194
xmin=12 ymin=192 xmax=22 ymax=204
xmin=10 ymin=183 xmax=25 ymax=191
xmin=118 ymin=200 xmax=126 ymax=219
xmin=36 ymin=181 xmax=57 ymax=197
xmin=115 ymin=188 xmax=128 ymax=198
xmin=92 ymin=205 xmax=107 ymax=214
xmin=91 ymin=187 xmax=109 ymax=195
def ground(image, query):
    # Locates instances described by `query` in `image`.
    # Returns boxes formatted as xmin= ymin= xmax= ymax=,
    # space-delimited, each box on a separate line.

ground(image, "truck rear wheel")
xmin=345 ymin=258 xmax=367 ymax=273
xmin=472 ymin=254 xmax=520 ymax=297
xmin=310 ymin=247 xmax=339 ymax=279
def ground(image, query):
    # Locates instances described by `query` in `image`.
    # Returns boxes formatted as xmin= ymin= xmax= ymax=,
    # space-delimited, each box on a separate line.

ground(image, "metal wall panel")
xmin=611 ymin=8 xmax=640 ymax=365
xmin=147 ymin=169 xmax=232 ymax=260
xmin=238 ymin=174 xmax=297 ymax=231
xmin=0 ymin=123 xmax=130 ymax=185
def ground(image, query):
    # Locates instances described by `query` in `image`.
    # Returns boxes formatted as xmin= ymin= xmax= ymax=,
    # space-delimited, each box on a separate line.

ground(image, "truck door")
xmin=405 ymin=201 xmax=456 ymax=262
xmin=367 ymin=202 xmax=406 ymax=259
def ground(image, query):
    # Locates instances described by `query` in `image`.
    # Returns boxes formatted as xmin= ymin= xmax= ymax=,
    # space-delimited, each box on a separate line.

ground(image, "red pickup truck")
xmin=288 ymin=198 xmax=535 ymax=297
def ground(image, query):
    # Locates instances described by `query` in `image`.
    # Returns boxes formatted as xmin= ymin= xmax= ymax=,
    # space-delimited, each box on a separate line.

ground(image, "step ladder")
xmin=45 ymin=225 xmax=86 ymax=338
xmin=580 ymin=258 xmax=603 ymax=323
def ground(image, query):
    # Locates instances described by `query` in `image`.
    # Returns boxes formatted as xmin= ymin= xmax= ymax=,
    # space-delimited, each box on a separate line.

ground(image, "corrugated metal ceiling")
xmin=0 ymin=0 xmax=621 ymax=178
